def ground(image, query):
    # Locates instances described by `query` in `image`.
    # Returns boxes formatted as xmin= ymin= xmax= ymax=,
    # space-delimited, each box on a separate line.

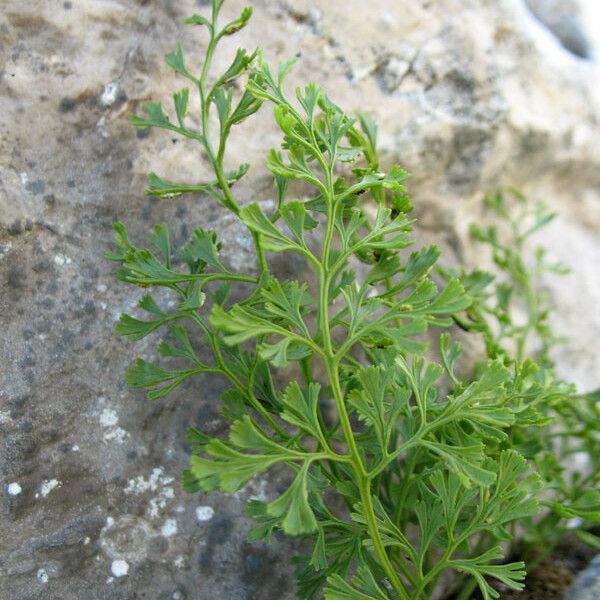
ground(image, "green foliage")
xmin=447 ymin=188 xmax=600 ymax=567
xmin=109 ymin=3 xmax=599 ymax=599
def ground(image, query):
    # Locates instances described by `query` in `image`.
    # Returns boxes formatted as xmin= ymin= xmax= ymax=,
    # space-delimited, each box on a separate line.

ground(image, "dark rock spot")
xmin=148 ymin=535 xmax=169 ymax=556
xmin=59 ymin=97 xmax=77 ymax=112
xmin=46 ymin=282 xmax=59 ymax=294
xmin=240 ymin=541 xmax=293 ymax=597
xmin=20 ymin=421 xmax=34 ymax=433
xmin=199 ymin=514 xmax=234 ymax=567
xmin=25 ymin=179 xmax=46 ymax=195
xmin=7 ymin=219 xmax=23 ymax=235
xmin=7 ymin=265 xmax=26 ymax=289
xmin=445 ymin=127 xmax=493 ymax=191
xmin=244 ymin=552 xmax=263 ymax=574
xmin=39 ymin=297 xmax=55 ymax=309
xmin=34 ymin=318 xmax=51 ymax=333
xmin=21 ymin=355 xmax=36 ymax=368
xmin=136 ymin=127 xmax=151 ymax=139
xmin=33 ymin=256 xmax=52 ymax=272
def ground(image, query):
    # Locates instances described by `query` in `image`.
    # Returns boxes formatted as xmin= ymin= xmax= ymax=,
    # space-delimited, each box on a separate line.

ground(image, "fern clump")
xmin=108 ymin=2 xmax=600 ymax=598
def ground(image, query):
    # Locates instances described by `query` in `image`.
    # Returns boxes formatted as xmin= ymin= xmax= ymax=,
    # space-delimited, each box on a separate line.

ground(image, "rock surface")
xmin=1 ymin=1 xmax=599 ymax=599
xmin=567 ymin=555 xmax=600 ymax=600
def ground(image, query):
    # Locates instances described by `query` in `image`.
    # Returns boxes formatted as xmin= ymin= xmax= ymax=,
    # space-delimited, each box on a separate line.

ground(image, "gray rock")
xmin=525 ymin=0 xmax=592 ymax=58
xmin=566 ymin=555 xmax=600 ymax=600
xmin=1 ymin=0 xmax=599 ymax=599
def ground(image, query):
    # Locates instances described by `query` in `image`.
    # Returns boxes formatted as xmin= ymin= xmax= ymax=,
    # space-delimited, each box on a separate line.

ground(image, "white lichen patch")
xmin=0 ymin=241 xmax=13 ymax=261
xmin=149 ymin=485 xmax=174 ymax=518
xmin=235 ymin=475 xmax=268 ymax=502
xmin=100 ymin=81 xmax=119 ymax=107
xmin=195 ymin=505 xmax=215 ymax=522
xmin=160 ymin=518 xmax=177 ymax=537
xmin=99 ymin=407 xmax=129 ymax=444
xmin=0 ymin=410 xmax=13 ymax=424
xmin=174 ymin=555 xmax=185 ymax=569
xmin=37 ymin=479 xmax=61 ymax=498
xmin=124 ymin=467 xmax=175 ymax=519
xmin=99 ymin=408 xmax=118 ymax=427
xmin=53 ymin=253 xmax=72 ymax=267
xmin=7 ymin=482 xmax=22 ymax=496
xmin=37 ymin=568 xmax=49 ymax=584
xmin=125 ymin=467 xmax=164 ymax=495
xmin=103 ymin=427 xmax=129 ymax=444
xmin=111 ymin=559 xmax=129 ymax=578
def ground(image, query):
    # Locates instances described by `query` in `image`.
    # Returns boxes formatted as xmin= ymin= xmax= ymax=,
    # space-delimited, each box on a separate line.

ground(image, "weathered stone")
xmin=566 ymin=555 xmax=600 ymax=600
xmin=1 ymin=1 xmax=599 ymax=598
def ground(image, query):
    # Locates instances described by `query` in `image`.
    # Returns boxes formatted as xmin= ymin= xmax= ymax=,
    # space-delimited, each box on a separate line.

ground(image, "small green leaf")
xmin=165 ymin=42 xmax=195 ymax=80
xmin=259 ymin=337 xmax=312 ymax=368
xmin=147 ymin=223 xmax=171 ymax=267
xmin=280 ymin=201 xmax=319 ymax=244
xmin=131 ymin=102 xmax=171 ymax=129
xmin=116 ymin=313 xmax=165 ymax=340
xmin=280 ymin=382 xmax=323 ymax=442
xmin=261 ymin=279 xmax=312 ymax=334
xmin=179 ymin=228 xmax=227 ymax=273
xmin=451 ymin=547 xmax=526 ymax=600
xmin=423 ymin=439 xmax=496 ymax=487
xmin=145 ymin=172 xmax=211 ymax=198
xmin=575 ymin=530 xmax=600 ymax=549
xmin=125 ymin=358 xmax=201 ymax=400
xmin=178 ymin=283 xmax=206 ymax=311
xmin=267 ymin=462 xmax=318 ymax=535
xmin=183 ymin=13 xmax=212 ymax=28
xmin=173 ymin=87 xmax=189 ymax=126
xmin=221 ymin=6 xmax=253 ymax=36
xmin=158 ymin=324 xmax=201 ymax=364
xmin=240 ymin=202 xmax=299 ymax=252
xmin=427 ymin=278 xmax=471 ymax=314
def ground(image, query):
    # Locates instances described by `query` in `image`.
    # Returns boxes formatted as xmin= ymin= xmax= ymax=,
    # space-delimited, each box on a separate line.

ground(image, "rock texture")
xmin=1 ymin=1 xmax=599 ymax=599
xmin=567 ymin=555 xmax=600 ymax=600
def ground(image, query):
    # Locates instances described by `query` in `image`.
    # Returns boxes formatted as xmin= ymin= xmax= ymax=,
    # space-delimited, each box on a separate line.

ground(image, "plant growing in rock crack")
xmin=107 ymin=2 xmax=600 ymax=599
xmin=442 ymin=190 xmax=600 ymax=598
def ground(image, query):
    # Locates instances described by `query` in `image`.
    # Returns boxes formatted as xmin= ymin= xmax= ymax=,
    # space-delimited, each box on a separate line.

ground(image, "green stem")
xmin=196 ymin=3 xmax=268 ymax=274
xmin=316 ymin=164 xmax=409 ymax=600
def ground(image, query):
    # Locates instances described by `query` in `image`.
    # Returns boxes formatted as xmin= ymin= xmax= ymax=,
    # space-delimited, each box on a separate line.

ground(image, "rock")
xmin=525 ymin=0 xmax=592 ymax=58
xmin=566 ymin=555 xmax=600 ymax=600
xmin=1 ymin=0 xmax=599 ymax=599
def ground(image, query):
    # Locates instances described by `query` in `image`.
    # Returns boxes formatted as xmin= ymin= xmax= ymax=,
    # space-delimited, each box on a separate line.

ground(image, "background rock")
xmin=567 ymin=555 xmax=600 ymax=600
xmin=0 ymin=1 xmax=599 ymax=599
